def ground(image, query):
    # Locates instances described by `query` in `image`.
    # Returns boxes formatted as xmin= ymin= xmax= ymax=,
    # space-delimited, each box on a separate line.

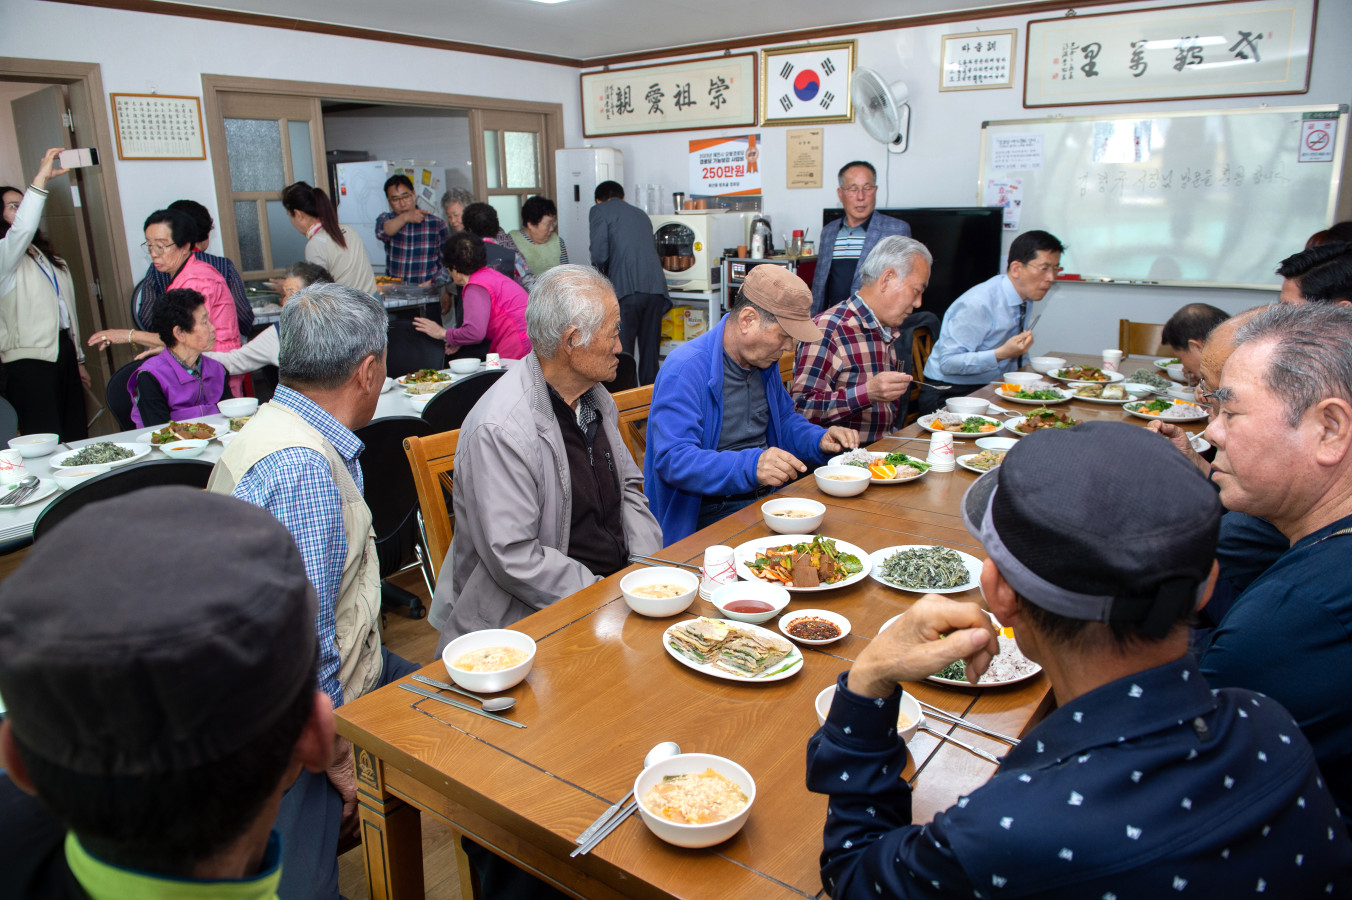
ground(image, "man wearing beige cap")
xmin=646 ymin=264 xmax=859 ymax=543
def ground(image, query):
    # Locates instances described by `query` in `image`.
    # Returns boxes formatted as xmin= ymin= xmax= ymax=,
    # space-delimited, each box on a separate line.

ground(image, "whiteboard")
xmin=979 ymin=105 xmax=1348 ymax=288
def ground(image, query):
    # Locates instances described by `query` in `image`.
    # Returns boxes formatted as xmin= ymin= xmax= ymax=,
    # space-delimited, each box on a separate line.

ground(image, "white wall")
xmin=586 ymin=0 xmax=1352 ymax=354
xmin=0 ymin=0 xmax=581 ymax=276
xmin=323 ymin=106 xmax=474 ymax=194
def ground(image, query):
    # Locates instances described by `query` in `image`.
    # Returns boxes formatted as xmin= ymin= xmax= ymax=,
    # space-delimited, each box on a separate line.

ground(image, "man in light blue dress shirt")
xmin=920 ymin=230 xmax=1063 ymax=410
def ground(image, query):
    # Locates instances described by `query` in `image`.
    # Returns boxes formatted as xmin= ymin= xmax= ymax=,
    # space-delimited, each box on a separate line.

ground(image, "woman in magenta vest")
xmin=413 ymin=231 xmax=531 ymax=360
xmin=129 ymin=288 xmax=228 ymax=428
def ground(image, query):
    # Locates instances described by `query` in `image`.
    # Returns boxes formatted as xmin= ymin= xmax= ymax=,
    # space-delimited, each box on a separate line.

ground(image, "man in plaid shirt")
xmin=792 ymin=236 xmax=932 ymax=443
xmin=375 ymin=174 xmax=449 ymax=283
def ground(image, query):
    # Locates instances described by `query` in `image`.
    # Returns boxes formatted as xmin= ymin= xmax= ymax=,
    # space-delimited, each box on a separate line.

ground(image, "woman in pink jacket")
xmin=414 ymin=231 xmax=531 ymax=360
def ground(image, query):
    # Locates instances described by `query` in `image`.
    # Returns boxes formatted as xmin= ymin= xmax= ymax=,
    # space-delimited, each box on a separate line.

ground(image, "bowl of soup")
xmin=813 ymin=464 xmax=870 ymax=498
xmin=620 ymin=566 xmax=700 ymax=617
xmin=634 ymin=752 xmax=756 ymax=848
xmin=441 ymin=628 xmax=537 ymax=692
xmin=761 ymin=497 xmax=825 ymax=534
xmin=709 ymin=581 xmax=790 ymax=624
xmin=815 ymin=684 xmax=922 ymax=742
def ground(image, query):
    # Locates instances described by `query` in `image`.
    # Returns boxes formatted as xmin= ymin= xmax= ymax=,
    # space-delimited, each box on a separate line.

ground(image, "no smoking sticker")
xmin=1299 ymin=113 xmax=1336 ymax=163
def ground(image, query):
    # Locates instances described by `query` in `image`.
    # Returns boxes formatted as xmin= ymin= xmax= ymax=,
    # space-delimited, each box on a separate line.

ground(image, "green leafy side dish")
xmin=1012 ymin=388 xmax=1064 ymax=401
xmin=1131 ymin=398 xmax=1175 ymax=415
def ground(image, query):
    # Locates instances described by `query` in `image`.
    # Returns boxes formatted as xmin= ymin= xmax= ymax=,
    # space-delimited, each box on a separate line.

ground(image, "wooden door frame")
xmin=201 ymin=74 xmax=564 ymax=267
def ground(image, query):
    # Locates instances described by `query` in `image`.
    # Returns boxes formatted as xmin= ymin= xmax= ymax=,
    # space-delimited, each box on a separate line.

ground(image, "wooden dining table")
xmin=335 ymin=350 xmax=1190 ymax=900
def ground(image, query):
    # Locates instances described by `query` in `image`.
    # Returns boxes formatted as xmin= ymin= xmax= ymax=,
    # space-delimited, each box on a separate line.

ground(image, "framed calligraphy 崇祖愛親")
xmin=581 ymin=54 xmax=757 ymax=137
xmin=1024 ymin=0 xmax=1316 ymax=108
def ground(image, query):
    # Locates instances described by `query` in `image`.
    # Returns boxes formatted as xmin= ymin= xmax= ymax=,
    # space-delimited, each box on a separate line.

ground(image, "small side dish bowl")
xmin=8 ymin=433 xmax=59 ymax=458
xmin=620 ymin=567 xmax=699 ymax=617
xmin=159 ymin=439 xmax=209 ymax=458
xmin=52 ymin=467 xmax=104 ymax=491
xmin=710 ymin=581 xmax=790 ymax=625
xmin=449 ymin=358 xmax=481 ymax=375
xmin=813 ymin=464 xmax=870 ymax=498
xmin=408 ymin=392 xmax=437 ymax=414
xmin=217 ymin=397 xmax=259 ymax=418
xmin=442 ymin=628 xmax=537 ymax=693
xmin=945 ymin=397 xmax=991 ymax=416
xmin=815 ymin=684 xmax=922 ymax=741
xmin=1165 ymin=363 xmax=1186 ymax=383
xmin=1166 ymin=385 xmax=1197 ymax=403
xmin=1029 ymin=356 xmax=1066 ymax=374
xmin=975 ymin=436 xmax=1018 ymax=453
xmin=634 ymin=752 xmax=756 ymax=849
xmin=761 ymin=497 xmax=825 ymax=534
xmin=779 ymin=608 xmax=850 ymax=646
xmin=1001 ymin=371 xmax=1042 ymax=387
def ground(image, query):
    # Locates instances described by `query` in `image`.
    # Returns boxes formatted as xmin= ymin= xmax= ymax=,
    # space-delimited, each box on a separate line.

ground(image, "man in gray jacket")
xmin=430 ymin=265 xmax=664 ymax=650
xmin=589 ymin=180 xmax=670 ymax=385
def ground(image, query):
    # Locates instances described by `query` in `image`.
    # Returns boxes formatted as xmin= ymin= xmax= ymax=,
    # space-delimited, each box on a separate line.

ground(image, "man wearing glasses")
xmin=920 ymin=230 xmax=1064 ymax=409
xmin=810 ymin=161 xmax=911 ymax=316
xmin=376 ymin=174 xmax=449 ymax=284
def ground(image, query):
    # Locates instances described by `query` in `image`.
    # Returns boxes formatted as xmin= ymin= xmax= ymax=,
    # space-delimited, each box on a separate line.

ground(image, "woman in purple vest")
xmin=129 ymin=288 xmax=228 ymax=428
xmin=413 ymin=231 xmax=532 ymax=360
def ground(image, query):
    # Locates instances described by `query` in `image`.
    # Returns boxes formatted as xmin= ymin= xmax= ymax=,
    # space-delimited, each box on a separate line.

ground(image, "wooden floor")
xmin=338 ymin=567 xmax=462 ymax=900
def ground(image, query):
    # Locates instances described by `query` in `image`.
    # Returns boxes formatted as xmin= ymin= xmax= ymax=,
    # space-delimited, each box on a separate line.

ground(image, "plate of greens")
xmin=1154 ymin=357 xmax=1180 ymax=370
xmin=868 ymin=544 xmax=983 ymax=594
xmin=830 ymin=449 xmax=933 ymax=484
xmin=50 ymin=441 xmax=151 ymax=472
xmin=878 ymin=611 xmax=1042 ymax=687
xmin=994 ymin=384 xmax=1071 ymax=405
xmin=1123 ymin=398 xmax=1208 ymax=422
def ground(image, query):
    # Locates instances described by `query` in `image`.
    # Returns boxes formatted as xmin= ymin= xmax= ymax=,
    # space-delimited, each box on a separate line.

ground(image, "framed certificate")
xmin=110 ymin=93 xmax=206 ymax=160
xmin=941 ymin=30 xmax=1017 ymax=91
xmin=760 ymin=41 xmax=855 ymax=127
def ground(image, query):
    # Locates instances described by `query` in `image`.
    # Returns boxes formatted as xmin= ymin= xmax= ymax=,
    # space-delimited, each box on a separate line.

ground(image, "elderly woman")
xmin=282 ymin=181 xmax=378 ymax=294
xmin=508 ymin=195 xmax=568 ymax=283
xmin=413 ymin=232 xmax=531 ymax=360
xmin=441 ymin=187 xmax=474 ymax=233
xmin=133 ymin=199 xmax=252 ymax=334
xmin=129 ymin=288 xmax=229 ymax=428
xmin=0 ymin=148 xmax=89 ymax=441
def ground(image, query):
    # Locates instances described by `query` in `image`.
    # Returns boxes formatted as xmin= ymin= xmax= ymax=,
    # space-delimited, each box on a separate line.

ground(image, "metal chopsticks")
xmin=917 ymin=724 xmax=1003 ymax=765
xmin=571 ymin=801 xmax=637 ymax=857
xmin=628 ymin=554 xmax=702 ymax=573
xmin=398 ymin=684 xmax=526 ymax=728
xmin=575 ymin=790 xmax=635 ymax=846
xmin=918 ymin=702 xmax=1020 ymax=745
xmin=1 ymin=481 xmax=39 ymax=506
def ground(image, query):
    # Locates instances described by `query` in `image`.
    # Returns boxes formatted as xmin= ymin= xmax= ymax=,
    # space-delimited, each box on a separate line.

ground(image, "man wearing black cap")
xmin=807 ymin=423 xmax=1352 ymax=898
xmin=646 ymin=263 xmax=860 ymax=543
xmin=0 ymin=488 xmax=335 ymax=899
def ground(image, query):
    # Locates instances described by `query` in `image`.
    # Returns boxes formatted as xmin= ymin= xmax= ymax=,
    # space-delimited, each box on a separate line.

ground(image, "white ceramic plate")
xmin=993 ymin=385 xmax=1071 ymax=405
xmin=1068 ymin=387 xmax=1134 ymax=405
xmin=0 ymin=479 xmax=59 ymax=509
xmin=135 ymin=416 xmax=229 ymax=444
xmin=396 ymin=370 xmax=453 ymax=387
xmin=1002 ymin=412 xmax=1080 ymax=438
xmin=778 ymin=608 xmax=851 ymax=646
xmin=917 ymin=413 xmax=1003 ymax=436
xmin=733 ymin=535 xmax=872 ymax=593
xmin=50 ymin=442 xmax=151 ymax=471
xmin=1154 ymin=358 xmax=1179 ymax=369
xmin=662 ymin=619 xmax=803 ymax=683
xmin=1123 ymin=400 xmax=1208 ymax=423
xmin=1047 ymin=367 xmax=1126 ymax=385
xmin=878 ymin=611 xmax=1043 ymax=688
xmin=868 ymin=545 xmax=983 ymax=594
xmin=956 ymin=452 xmax=1003 ymax=474
xmin=827 ymin=451 xmax=930 ymax=485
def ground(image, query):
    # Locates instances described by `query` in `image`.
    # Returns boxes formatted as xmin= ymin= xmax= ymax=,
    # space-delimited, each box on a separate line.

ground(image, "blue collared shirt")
xmin=807 ymin=658 xmax=1352 ymax=898
xmin=923 ymin=272 xmax=1027 ymax=384
xmin=232 ymin=386 xmax=365 ymax=709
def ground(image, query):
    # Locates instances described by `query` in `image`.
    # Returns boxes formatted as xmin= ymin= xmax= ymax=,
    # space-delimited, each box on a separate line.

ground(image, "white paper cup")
xmin=485 ymin=353 xmax=501 ymax=369
xmin=926 ymin=433 xmax=956 ymax=471
xmin=1101 ymin=349 xmax=1124 ymax=372
xmin=700 ymin=544 xmax=738 ymax=600
xmin=0 ymin=448 xmax=29 ymax=485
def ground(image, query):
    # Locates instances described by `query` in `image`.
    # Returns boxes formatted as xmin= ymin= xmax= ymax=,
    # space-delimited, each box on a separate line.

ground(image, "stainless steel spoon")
xmin=574 ymin=741 xmax=681 ymax=846
xmin=3 ymin=475 xmax=39 ymax=504
xmin=411 ymin=673 xmax=517 ymax=713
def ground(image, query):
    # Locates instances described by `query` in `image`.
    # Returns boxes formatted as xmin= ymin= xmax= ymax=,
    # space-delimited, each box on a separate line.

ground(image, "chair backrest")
xmin=403 ymin=429 xmax=460 ymax=581
xmin=778 ymin=349 xmax=795 ymax=386
xmin=353 ymin=415 xmax=435 ymax=545
xmin=1119 ymin=319 xmax=1166 ymax=356
xmin=105 ymin=360 xmax=141 ymax=432
xmin=0 ymin=397 xmax=18 ymax=446
xmin=605 ymin=351 xmax=639 ymax=394
xmin=33 ymin=459 xmax=213 ymax=541
xmin=613 ymin=384 xmax=653 ymax=471
xmin=421 ymin=368 xmax=506 ymax=433
xmin=386 ymin=317 xmax=447 ymax=379
xmin=130 ymin=275 xmax=151 ymax=330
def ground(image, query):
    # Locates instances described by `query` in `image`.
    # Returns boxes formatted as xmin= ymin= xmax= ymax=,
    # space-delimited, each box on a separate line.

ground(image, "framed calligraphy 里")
xmin=580 ymin=54 xmax=757 ymax=138
xmin=760 ymin=41 xmax=856 ymax=127
xmin=1024 ymin=0 xmax=1316 ymax=108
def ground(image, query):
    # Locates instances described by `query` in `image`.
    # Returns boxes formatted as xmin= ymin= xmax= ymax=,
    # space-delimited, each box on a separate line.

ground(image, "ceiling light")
xmin=522 ymin=0 xmax=571 ymax=4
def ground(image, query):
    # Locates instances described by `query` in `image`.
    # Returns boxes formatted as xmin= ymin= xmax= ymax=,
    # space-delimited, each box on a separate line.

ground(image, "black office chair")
xmin=421 ymin=369 xmax=506 ymax=433
xmin=354 ymin=416 xmax=436 ymax=618
xmin=33 ymin=459 xmax=213 ymax=541
xmin=386 ymin=317 xmax=446 ymax=379
xmin=106 ymin=360 xmax=141 ymax=431
xmin=130 ymin=275 xmax=152 ymax=330
xmin=604 ymin=351 xmax=639 ymax=394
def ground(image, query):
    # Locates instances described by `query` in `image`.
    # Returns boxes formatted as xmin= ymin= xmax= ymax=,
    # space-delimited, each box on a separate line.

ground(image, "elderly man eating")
xmin=429 ymin=265 xmax=662 ymax=648
xmin=1198 ymin=301 xmax=1352 ymax=828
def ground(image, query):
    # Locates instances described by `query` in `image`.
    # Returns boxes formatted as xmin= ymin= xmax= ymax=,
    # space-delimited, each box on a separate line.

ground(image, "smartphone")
xmin=58 ymin=147 xmax=99 ymax=168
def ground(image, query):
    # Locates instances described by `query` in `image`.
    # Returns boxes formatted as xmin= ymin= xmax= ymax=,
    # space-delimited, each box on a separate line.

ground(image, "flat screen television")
xmin=821 ymin=207 xmax=1004 ymax=323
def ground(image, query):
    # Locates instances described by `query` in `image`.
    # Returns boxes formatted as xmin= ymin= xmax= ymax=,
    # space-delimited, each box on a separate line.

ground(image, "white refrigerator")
xmin=334 ymin=160 xmax=442 ymax=275
xmin=554 ymin=148 xmax=624 ymax=268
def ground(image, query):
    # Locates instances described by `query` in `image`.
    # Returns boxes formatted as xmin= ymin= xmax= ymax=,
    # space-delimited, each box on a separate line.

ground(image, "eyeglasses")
xmin=1195 ymin=382 xmax=1217 ymax=408
xmin=387 ymin=192 xmax=416 ymax=202
xmin=1026 ymin=263 xmax=1064 ymax=275
xmin=141 ymin=241 xmax=177 ymax=256
xmin=841 ymin=184 xmax=878 ymax=196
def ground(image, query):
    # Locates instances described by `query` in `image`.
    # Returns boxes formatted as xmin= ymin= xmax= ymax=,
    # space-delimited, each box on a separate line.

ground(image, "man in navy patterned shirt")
xmin=807 ymin=422 xmax=1352 ymax=898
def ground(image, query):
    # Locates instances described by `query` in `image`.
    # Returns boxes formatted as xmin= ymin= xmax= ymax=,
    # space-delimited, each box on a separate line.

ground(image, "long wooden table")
xmin=335 ymin=352 xmax=1182 ymax=899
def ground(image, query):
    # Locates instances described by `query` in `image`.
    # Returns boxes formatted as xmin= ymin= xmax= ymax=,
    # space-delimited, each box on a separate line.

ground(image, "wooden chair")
xmin=613 ymin=384 xmax=653 ymax=471
xmin=779 ymin=349 xmax=795 ymax=387
xmin=1119 ymin=319 xmax=1166 ymax=357
xmin=904 ymin=324 xmax=936 ymax=426
xmin=402 ymin=429 xmax=460 ymax=582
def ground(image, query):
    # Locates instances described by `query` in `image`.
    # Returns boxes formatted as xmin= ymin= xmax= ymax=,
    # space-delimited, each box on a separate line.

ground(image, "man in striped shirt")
xmin=810 ymin=161 xmax=912 ymax=316
xmin=793 ymin=236 xmax=932 ymax=443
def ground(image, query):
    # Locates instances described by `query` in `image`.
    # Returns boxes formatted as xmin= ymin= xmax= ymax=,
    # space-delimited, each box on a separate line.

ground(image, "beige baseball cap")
xmin=739 ymin=264 xmax=823 ymax=342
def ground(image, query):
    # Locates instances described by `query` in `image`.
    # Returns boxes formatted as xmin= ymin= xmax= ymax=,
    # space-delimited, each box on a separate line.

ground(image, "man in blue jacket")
xmin=646 ymin=264 xmax=859 ymax=543
xmin=811 ymin=161 xmax=911 ymax=316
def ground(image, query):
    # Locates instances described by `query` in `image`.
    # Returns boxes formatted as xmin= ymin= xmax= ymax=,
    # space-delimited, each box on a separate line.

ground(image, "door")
xmin=214 ymin=92 xmax=326 ymax=281
xmin=470 ymin=109 xmax=552 ymax=234
xmin=11 ymin=85 xmax=109 ymax=429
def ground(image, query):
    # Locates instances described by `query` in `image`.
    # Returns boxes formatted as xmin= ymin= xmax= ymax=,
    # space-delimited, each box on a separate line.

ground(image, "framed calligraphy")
xmin=110 ymin=93 xmax=206 ymax=160
xmin=941 ymin=30 xmax=1017 ymax=92
xmin=1024 ymin=0 xmax=1316 ymax=108
xmin=580 ymin=54 xmax=757 ymax=137
xmin=760 ymin=41 xmax=856 ymax=127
